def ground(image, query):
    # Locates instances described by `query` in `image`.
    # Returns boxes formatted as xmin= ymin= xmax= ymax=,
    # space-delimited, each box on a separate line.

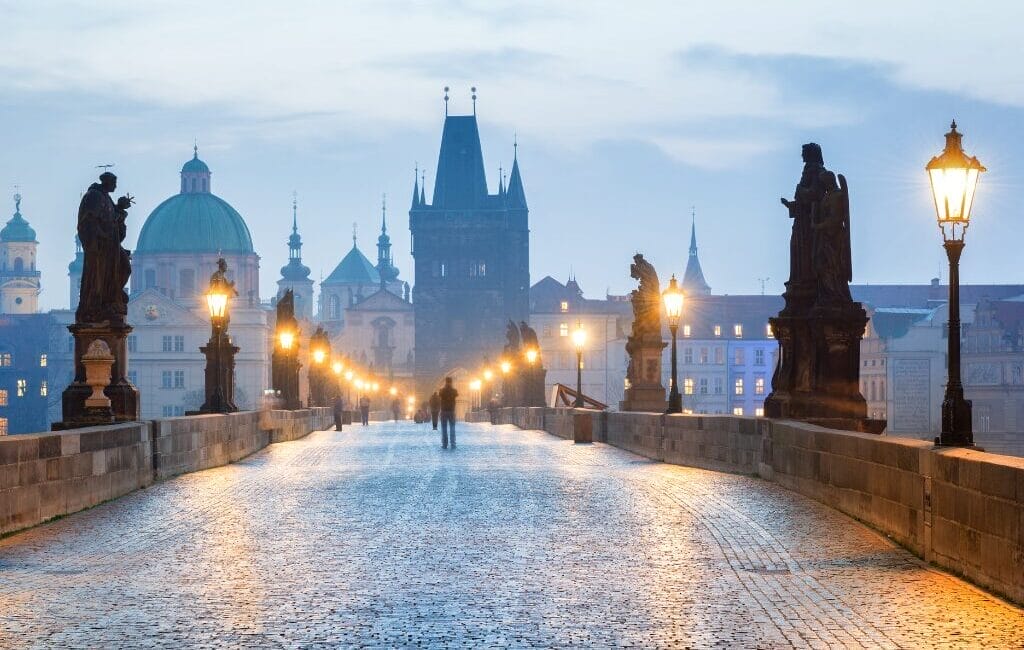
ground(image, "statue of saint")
xmin=76 ymin=172 xmax=133 ymax=323
xmin=811 ymin=171 xmax=853 ymax=306
xmin=629 ymin=253 xmax=661 ymax=337
xmin=780 ymin=143 xmax=827 ymax=299
xmin=504 ymin=319 xmax=521 ymax=355
xmin=277 ymin=289 xmax=296 ymax=328
xmin=208 ymin=258 xmax=238 ymax=322
xmin=518 ymin=321 xmax=539 ymax=350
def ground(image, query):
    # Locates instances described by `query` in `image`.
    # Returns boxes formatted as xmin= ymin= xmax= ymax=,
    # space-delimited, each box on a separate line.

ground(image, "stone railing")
xmin=0 ymin=407 xmax=333 ymax=536
xmin=470 ymin=407 xmax=1024 ymax=606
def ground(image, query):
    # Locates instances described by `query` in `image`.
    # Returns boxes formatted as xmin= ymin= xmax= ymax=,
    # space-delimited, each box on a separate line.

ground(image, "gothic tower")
xmin=409 ymin=101 xmax=530 ymax=384
xmin=0 ymin=192 xmax=40 ymax=314
xmin=681 ymin=210 xmax=711 ymax=296
xmin=277 ymin=195 xmax=313 ymax=320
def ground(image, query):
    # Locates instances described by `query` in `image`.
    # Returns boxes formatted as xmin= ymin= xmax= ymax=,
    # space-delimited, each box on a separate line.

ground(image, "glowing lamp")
xmin=662 ymin=274 xmax=685 ymax=329
xmin=332 ymin=361 xmax=343 ymax=375
xmin=483 ymin=369 xmax=494 ymax=382
xmin=926 ymin=121 xmax=986 ymax=242
xmin=571 ymin=324 xmax=587 ymax=353
xmin=500 ymin=360 xmax=512 ymax=375
xmin=525 ymin=348 xmax=538 ymax=365
xmin=345 ymin=370 xmax=354 ymax=382
xmin=312 ymin=348 xmax=326 ymax=364
xmin=206 ymin=286 xmax=229 ymax=320
xmin=389 ymin=386 xmax=398 ymax=397
xmin=278 ymin=330 xmax=295 ymax=351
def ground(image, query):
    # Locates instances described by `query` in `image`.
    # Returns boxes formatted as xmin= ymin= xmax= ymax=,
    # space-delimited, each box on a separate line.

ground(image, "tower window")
xmin=0 ymin=418 xmax=7 ymax=435
xmin=0 ymin=353 xmax=11 ymax=366
xmin=39 ymin=354 xmax=47 ymax=367
xmin=40 ymin=381 xmax=47 ymax=397
xmin=13 ymin=258 xmax=23 ymax=272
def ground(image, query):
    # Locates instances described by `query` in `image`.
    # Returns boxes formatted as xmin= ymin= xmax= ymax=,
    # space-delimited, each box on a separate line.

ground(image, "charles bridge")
xmin=1 ymin=407 xmax=1022 ymax=646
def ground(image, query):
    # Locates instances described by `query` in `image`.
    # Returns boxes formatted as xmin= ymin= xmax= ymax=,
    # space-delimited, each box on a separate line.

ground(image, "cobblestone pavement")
xmin=1 ymin=422 xmax=1022 ymax=648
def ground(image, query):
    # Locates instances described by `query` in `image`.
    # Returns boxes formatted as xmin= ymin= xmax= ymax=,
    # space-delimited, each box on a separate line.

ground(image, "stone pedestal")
xmin=620 ymin=334 xmax=667 ymax=412
xmin=765 ymin=304 xmax=883 ymax=431
xmin=53 ymin=322 xmax=139 ymax=430
xmin=188 ymin=327 xmax=239 ymax=415
xmin=272 ymin=349 xmax=301 ymax=410
xmin=520 ymin=365 xmax=547 ymax=407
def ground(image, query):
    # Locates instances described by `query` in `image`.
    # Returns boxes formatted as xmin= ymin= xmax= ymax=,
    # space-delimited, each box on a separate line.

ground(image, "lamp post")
xmin=663 ymin=274 xmax=685 ymax=414
xmin=275 ymin=325 xmax=300 ymax=409
xmin=470 ymin=378 xmax=482 ymax=411
xmin=195 ymin=260 xmax=238 ymax=414
xmin=572 ymin=323 xmax=587 ymax=407
xmin=308 ymin=331 xmax=329 ymax=407
xmin=927 ymin=121 xmax=986 ymax=446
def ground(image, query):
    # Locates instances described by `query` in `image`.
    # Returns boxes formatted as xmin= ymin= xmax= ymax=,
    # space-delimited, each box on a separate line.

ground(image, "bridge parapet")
xmin=473 ymin=407 xmax=1024 ymax=606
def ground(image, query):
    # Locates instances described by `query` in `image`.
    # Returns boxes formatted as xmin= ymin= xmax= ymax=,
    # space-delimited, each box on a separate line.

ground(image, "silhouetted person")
xmin=333 ymin=395 xmax=345 ymax=431
xmin=359 ymin=395 xmax=370 ymax=425
xmin=391 ymin=398 xmax=401 ymax=422
xmin=487 ymin=396 xmax=500 ymax=425
xmin=429 ymin=391 xmax=441 ymax=430
xmin=439 ymin=377 xmax=458 ymax=449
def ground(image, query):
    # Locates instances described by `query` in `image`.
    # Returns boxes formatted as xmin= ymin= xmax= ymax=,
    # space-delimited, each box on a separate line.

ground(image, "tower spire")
xmin=681 ymin=206 xmax=711 ymax=295
xmin=381 ymin=192 xmax=387 ymax=233
xmin=292 ymin=191 xmax=298 ymax=234
xmin=352 ymin=222 xmax=358 ymax=249
xmin=412 ymin=163 xmax=420 ymax=208
xmin=471 ymin=86 xmax=477 ymax=115
xmin=443 ymin=86 xmax=450 ymax=116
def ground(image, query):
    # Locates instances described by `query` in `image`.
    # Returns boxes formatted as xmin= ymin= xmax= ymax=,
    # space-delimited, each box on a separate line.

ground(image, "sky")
xmin=2 ymin=1 xmax=1023 ymax=311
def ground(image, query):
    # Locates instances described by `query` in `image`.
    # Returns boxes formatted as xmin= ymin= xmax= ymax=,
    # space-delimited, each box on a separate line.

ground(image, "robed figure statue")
xmin=77 ymin=172 xmax=133 ymax=324
xmin=811 ymin=171 xmax=854 ymax=307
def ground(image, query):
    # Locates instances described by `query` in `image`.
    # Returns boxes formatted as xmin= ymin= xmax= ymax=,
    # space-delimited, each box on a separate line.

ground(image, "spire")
xmin=681 ymin=206 xmax=711 ymax=296
xmin=291 ymin=191 xmax=299 ymax=234
xmin=432 ymin=102 xmax=488 ymax=209
xmin=380 ymin=192 xmax=387 ymax=233
xmin=411 ymin=164 xmax=420 ymax=209
xmin=506 ymin=136 xmax=527 ymax=209
xmin=281 ymin=193 xmax=311 ymax=281
xmin=352 ymin=222 xmax=358 ymax=249
xmin=420 ymin=170 xmax=426 ymax=205
xmin=377 ymin=194 xmax=399 ymax=287
xmin=498 ymin=165 xmax=505 ymax=196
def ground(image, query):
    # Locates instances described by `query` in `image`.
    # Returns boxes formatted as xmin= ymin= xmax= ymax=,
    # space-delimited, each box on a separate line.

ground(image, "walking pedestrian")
xmin=429 ymin=391 xmax=441 ymax=431
xmin=333 ymin=394 xmax=345 ymax=431
xmin=391 ymin=397 xmax=401 ymax=422
xmin=439 ymin=377 xmax=458 ymax=449
xmin=359 ymin=395 xmax=370 ymax=426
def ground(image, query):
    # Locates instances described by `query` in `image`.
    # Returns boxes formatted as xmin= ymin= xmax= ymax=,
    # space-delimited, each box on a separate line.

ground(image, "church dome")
xmin=135 ymin=151 xmax=255 ymax=254
xmin=1 ymin=195 xmax=36 ymax=243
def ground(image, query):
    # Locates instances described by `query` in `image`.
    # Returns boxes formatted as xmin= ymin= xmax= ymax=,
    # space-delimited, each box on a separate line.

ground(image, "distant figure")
xmin=439 ymin=377 xmax=458 ymax=449
xmin=391 ymin=398 xmax=401 ymax=422
xmin=359 ymin=395 xmax=370 ymax=425
xmin=429 ymin=391 xmax=441 ymax=431
xmin=487 ymin=396 xmax=500 ymax=425
xmin=332 ymin=394 xmax=345 ymax=431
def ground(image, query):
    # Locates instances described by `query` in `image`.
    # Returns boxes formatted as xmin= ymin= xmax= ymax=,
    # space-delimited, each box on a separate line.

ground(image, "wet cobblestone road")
xmin=1 ymin=422 xmax=1022 ymax=648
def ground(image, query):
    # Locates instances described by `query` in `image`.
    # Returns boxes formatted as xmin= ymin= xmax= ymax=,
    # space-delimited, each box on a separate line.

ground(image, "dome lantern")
xmin=180 ymin=144 xmax=212 ymax=194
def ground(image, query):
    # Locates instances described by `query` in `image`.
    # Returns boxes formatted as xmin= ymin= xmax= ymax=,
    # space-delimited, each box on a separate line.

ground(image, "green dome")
xmin=182 ymin=155 xmax=210 ymax=174
xmin=2 ymin=196 xmax=36 ymax=242
xmin=136 ymin=192 xmax=254 ymax=254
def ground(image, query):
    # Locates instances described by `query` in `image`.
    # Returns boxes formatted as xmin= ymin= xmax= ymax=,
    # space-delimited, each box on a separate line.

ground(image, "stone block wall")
xmin=153 ymin=412 xmax=268 ymax=481
xmin=484 ymin=406 xmax=1023 ymax=606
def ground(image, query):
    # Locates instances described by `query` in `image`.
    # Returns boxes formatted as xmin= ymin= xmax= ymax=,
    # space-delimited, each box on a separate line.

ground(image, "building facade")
xmin=0 ymin=313 xmax=52 ymax=434
xmin=410 ymin=112 xmax=529 ymax=386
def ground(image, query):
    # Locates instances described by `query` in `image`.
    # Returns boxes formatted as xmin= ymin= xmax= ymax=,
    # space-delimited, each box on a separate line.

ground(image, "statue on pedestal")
xmin=620 ymin=253 xmax=667 ymax=412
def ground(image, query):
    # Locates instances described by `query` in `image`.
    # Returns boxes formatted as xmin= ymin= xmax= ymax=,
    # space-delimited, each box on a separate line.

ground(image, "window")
xmin=39 ymin=381 xmax=47 ymax=397
xmin=734 ymin=348 xmax=745 ymax=365
xmin=755 ymin=376 xmax=765 ymax=395
xmin=683 ymin=324 xmax=691 ymax=337
xmin=734 ymin=377 xmax=744 ymax=395
xmin=127 ymin=335 xmax=137 ymax=352
xmin=560 ymin=301 xmax=569 ymax=313
xmin=0 ymin=353 xmax=11 ymax=367
xmin=755 ymin=349 xmax=765 ymax=366
xmin=713 ymin=378 xmax=723 ymax=395
xmin=713 ymin=325 xmax=722 ymax=337
xmin=684 ymin=347 xmax=693 ymax=364
xmin=734 ymin=324 xmax=743 ymax=338
xmin=683 ymin=378 xmax=694 ymax=395
xmin=0 ymin=417 xmax=7 ymax=435
xmin=699 ymin=378 xmax=708 ymax=395
xmin=162 ymin=405 xmax=175 ymax=417
xmin=714 ymin=347 xmax=724 ymax=364
xmin=162 ymin=336 xmax=173 ymax=352
xmin=440 ymin=263 xmax=448 ymax=278
xmin=17 ymin=379 xmax=27 ymax=397
xmin=699 ymin=348 xmax=709 ymax=364
xmin=161 ymin=371 xmax=172 ymax=389
xmin=0 ymin=389 xmax=7 ymax=406
xmin=766 ymin=323 xmax=774 ymax=338
xmin=733 ymin=407 xmax=744 ymax=416
xmin=39 ymin=354 xmax=47 ymax=367
xmin=127 ymin=371 xmax=137 ymax=385
xmin=469 ymin=261 xmax=487 ymax=277
xmin=559 ymin=323 xmax=569 ymax=337
xmin=755 ymin=407 xmax=765 ymax=417
xmin=174 ymin=370 xmax=185 ymax=389
xmin=174 ymin=335 xmax=185 ymax=352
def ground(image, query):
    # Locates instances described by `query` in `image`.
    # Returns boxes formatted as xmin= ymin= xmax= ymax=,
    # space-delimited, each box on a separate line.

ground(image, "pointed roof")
xmin=681 ymin=213 xmax=711 ymax=296
xmin=324 ymin=241 xmax=380 ymax=285
xmin=281 ymin=196 xmax=310 ymax=281
xmin=506 ymin=149 xmax=526 ymax=209
xmin=432 ymin=115 xmax=488 ymax=209
xmin=411 ymin=166 xmax=420 ymax=209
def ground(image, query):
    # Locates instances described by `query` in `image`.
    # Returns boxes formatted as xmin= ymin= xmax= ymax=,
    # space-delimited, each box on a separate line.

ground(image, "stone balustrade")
xmin=0 ymin=407 xmax=332 ymax=536
xmin=469 ymin=407 xmax=1024 ymax=606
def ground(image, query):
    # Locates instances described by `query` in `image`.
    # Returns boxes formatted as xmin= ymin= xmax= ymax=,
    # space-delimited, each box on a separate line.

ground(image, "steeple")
xmin=506 ymin=138 xmax=527 ymax=209
xmin=432 ymin=113 xmax=488 ymax=209
xmin=280 ymin=193 xmax=310 ymax=281
xmin=411 ymin=165 xmax=421 ymax=209
xmin=377 ymin=193 xmax=399 ymax=286
xmin=681 ymin=207 xmax=711 ymax=296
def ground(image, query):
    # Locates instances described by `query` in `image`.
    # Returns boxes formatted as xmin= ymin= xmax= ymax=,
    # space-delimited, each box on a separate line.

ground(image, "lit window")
xmin=713 ymin=325 xmax=721 ymax=337
xmin=0 ymin=389 xmax=7 ymax=405
xmin=559 ymin=323 xmax=569 ymax=337
xmin=39 ymin=354 xmax=47 ymax=367
xmin=683 ymin=378 xmax=694 ymax=395
xmin=39 ymin=381 xmax=47 ymax=397
xmin=734 ymin=377 xmax=744 ymax=395
xmin=734 ymin=324 xmax=743 ymax=338
xmin=755 ymin=376 xmax=765 ymax=395
xmin=682 ymin=324 xmax=691 ymax=337
xmin=560 ymin=301 xmax=569 ymax=313
xmin=0 ymin=417 xmax=7 ymax=435
xmin=733 ymin=407 xmax=744 ymax=416
xmin=766 ymin=323 xmax=774 ymax=338
xmin=17 ymin=379 xmax=27 ymax=397
xmin=755 ymin=407 xmax=765 ymax=417
xmin=0 ymin=353 xmax=11 ymax=367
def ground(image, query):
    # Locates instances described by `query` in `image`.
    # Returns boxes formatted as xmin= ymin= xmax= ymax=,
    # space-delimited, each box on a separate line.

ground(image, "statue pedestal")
xmin=620 ymin=334 xmax=667 ymax=412
xmin=520 ymin=365 xmax=547 ymax=407
xmin=53 ymin=322 xmax=139 ymax=430
xmin=272 ymin=349 xmax=301 ymax=410
xmin=765 ymin=304 xmax=885 ymax=432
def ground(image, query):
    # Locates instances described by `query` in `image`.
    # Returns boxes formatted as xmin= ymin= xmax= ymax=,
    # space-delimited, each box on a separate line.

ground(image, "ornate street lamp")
xmin=307 ymin=328 xmax=330 ymax=407
xmin=194 ymin=259 xmax=239 ymax=414
xmin=500 ymin=360 xmax=512 ymax=375
xmin=273 ymin=323 xmax=300 ymax=410
xmin=571 ymin=323 xmax=587 ymax=407
xmin=662 ymin=274 xmax=685 ymax=414
xmin=524 ymin=348 xmax=538 ymax=366
xmin=470 ymin=378 xmax=482 ymax=410
xmin=927 ymin=121 xmax=986 ymax=446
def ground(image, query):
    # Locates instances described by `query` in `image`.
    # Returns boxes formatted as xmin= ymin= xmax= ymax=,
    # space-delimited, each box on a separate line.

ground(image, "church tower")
xmin=681 ymin=210 xmax=711 ymax=296
xmin=409 ymin=93 xmax=530 ymax=383
xmin=376 ymin=194 xmax=399 ymax=288
xmin=0 ymin=192 xmax=40 ymax=314
xmin=277 ymin=194 xmax=314 ymax=320
xmin=68 ymin=235 xmax=83 ymax=310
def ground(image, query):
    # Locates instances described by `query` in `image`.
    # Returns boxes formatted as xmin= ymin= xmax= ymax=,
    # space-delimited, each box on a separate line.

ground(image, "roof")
xmin=851 ymin=283 xmax=1024 ymax=309
xmin=324 ymin=244 xmax=380 ymax=285
xmin=530 ymin=276 xmax=632 ymax=316
xmin=869 ymin=307 xmax=936 ymax=339
xmin=676 ymin=295 xmax=783 ymax=340
xmin=347 ymin=287 xmax=411 ymax=312
xmin=432 ymin=115 xmax=488 ymax=209
xmin=136 ymin=192 xmax=254 ymax=254
xmin=1 ymin=196 xmax=36 ymax=243
xmin=681 ymin=219 xmax=710 ymax=296
xmin=181 ymin=153 xmax=210 ymax=174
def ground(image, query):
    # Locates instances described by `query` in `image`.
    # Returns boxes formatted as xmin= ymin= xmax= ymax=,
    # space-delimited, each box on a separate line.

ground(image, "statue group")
xmin=503 ymin=320 xmax=545 ymax=407
xmin=620 ymin=253 xmax=667 ymax=412
xmin=765 ymin=144 xmax=881 ymax=430
xmin=55 ymin=173 xmax=141 ymax=429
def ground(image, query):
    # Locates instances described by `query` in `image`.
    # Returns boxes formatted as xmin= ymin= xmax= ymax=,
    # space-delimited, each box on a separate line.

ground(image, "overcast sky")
xmin=2 ymin=1 xmax=1023 ymax=311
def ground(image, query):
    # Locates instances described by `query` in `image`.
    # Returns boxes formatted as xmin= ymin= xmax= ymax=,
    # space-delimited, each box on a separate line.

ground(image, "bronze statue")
xmin=518 ymin=321 xmax=539 ymax=349
xmin=628 ymin=253 xmax=661 ymax=337
xmin=504 ymin=319 xmax=521 ymax=354
xmin=76 ymin=172 xmax=133 ymax=323
xmin=811 ymin=171 xmax=853 ymax=306
xmin=780 ymin=143 xmax=827 ymax=307
xmin=621 ymin=253 xmax=667 ymax=410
